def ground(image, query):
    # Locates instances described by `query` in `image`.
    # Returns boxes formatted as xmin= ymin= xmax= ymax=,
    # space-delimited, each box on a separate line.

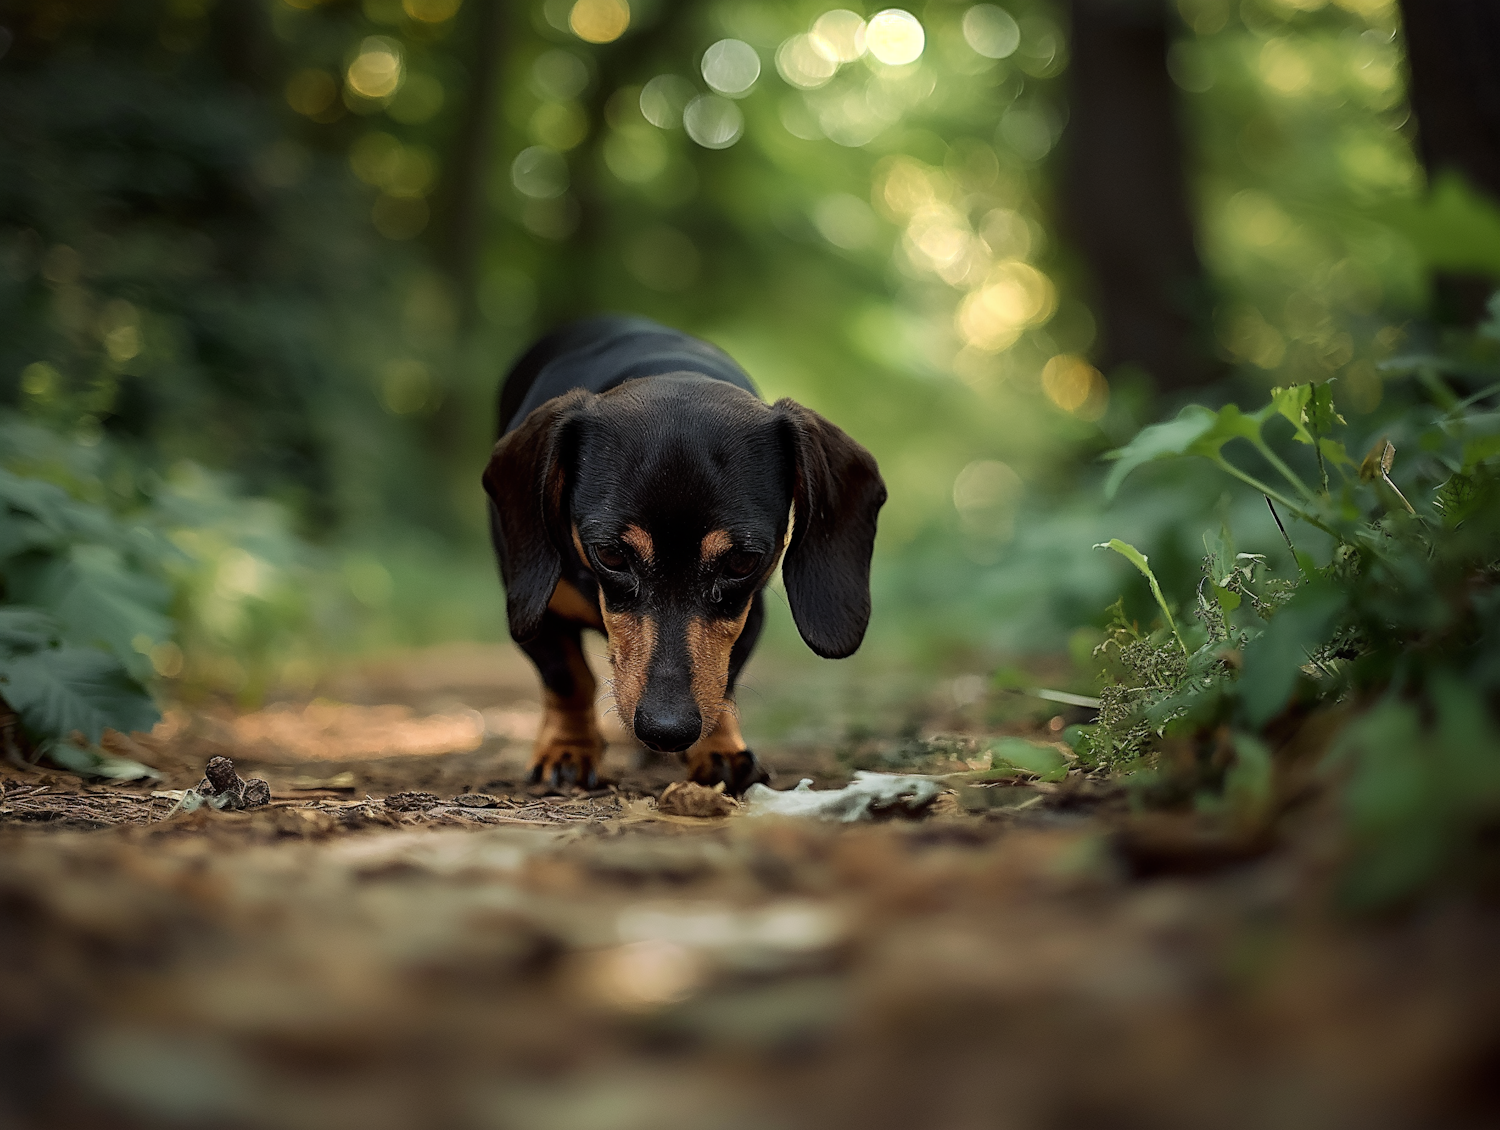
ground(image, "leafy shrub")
xmin=0 ymin=465 xmax=169 ymax=774
xmin=1082 ymin=301 xmax=1500 ymax=905
xmin=0 ymin=413 xmax=318 ymax=775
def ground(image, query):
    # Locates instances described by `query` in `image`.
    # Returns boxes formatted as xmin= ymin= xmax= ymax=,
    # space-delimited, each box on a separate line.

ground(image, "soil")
xmin=1 ymin=642 xmax=1497 ymax=1130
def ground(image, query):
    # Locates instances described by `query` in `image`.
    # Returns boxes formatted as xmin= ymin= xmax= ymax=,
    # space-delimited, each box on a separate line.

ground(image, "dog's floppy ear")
xmin=482 ymin=390 xmax=589 ymax=642
xmin=775 ymin=399 xmax=887 ymax=659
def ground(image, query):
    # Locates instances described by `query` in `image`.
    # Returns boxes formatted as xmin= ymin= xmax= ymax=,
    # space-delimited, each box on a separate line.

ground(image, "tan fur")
xmin=684 ymin=604 xmax=752 ymax=740
xmin=699 ymin=528 xmax=732 ymax=563
xmin=601 ymin=609 xmax=656 ymax=735
xmin=547 ymin=579 xmax=604 ymax=630
xmin=529 ymin=633 xmax=604 ymax=783
xmin=622 ymin=524 xmax=654 ymax=564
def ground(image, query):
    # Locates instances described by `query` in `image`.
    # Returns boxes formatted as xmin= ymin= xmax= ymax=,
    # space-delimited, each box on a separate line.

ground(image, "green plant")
xmin=0 ymin=413 xmax=322 ymax=776
xmin=0 ymin=465 xmax=170 ymax=776
xmin=1083 ymin=301 xmax=1500 ymax=904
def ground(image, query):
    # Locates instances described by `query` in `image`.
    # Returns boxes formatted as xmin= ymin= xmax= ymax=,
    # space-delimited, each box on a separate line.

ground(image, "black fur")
xmin=482 ymin=315 xmax=886 ymax=761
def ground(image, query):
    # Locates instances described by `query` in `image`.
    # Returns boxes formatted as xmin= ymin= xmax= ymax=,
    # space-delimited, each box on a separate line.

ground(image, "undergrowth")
xmin=1079 ymin=298 xmax=1500 ymax=906
xmin=0 ymin=414 xmax=318 ymax=777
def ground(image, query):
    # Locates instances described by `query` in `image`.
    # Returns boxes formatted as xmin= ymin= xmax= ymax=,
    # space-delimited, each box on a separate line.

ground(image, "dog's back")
xmin=497 ymin=315 xmax=758 ymax=437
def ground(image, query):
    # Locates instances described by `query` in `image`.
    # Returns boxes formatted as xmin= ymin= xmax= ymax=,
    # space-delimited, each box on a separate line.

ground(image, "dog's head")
xmin=483 ymin=374 xmax=885 ymax=752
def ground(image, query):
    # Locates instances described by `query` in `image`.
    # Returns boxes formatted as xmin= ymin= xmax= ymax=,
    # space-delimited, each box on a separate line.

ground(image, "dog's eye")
xmin=722 ymin=550 xmax=760 ymax=579
xmin=594 ymin=545 xmax=627 ymax=571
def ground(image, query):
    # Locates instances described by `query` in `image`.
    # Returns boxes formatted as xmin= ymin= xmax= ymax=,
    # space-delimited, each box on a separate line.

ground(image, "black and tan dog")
xmin=483 ymin=315 xmax=886 ymax=794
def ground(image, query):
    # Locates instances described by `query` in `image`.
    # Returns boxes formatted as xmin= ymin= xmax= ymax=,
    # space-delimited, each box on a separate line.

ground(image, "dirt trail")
xmin=1 ymin=644 xmax=1496 ymax=1130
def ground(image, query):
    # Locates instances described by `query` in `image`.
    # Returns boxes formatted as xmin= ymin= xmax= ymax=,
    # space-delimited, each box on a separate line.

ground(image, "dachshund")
xmin=483 ymin=315 xmax=886 ymax=794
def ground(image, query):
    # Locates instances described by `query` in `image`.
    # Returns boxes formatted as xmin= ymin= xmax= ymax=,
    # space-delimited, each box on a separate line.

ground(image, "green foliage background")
xmin=0 ymin=0 xmax=1484 ymax=710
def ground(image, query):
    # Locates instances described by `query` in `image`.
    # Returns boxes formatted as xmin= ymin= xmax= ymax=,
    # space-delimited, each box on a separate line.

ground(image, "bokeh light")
xmin=962 ymin=4 xmax=1021 ymax=60
xmin=379 ymin=359 xmax=434 ymax=414
xmin=813 ymin=194 xmax=879 ymax=250
xmin=810 ymin=9 xmax=867 ymax=63
xmin=999 ymin=105 xmax=1056 ymax=162
xmin=401 ymin=0 xmax=461 ymax=22
xmin=865 ymin=10 xmax=925 ymax=67
xmin=285 ymin=69 xmax=337 ymax=117
xmin=1040 ymin=354 xmax=1108 ymax=419
xmin=701 ymin=39 xmax=760 ymax=97
xmin=511 ymin=146 xmax=569 ymax=198
xmin=569 ymin=0 xmax=629 ymax=44
xmin=604 ymin=126 xmax=668 ymax=181
xmin=531 ymin=101 xmax=589 ymax=150
xmin=776 ymin=34 xmax=838 ymax=89
xmin=956 ymin=261 xmax=1056 ymax=351
xmin=346 ymin=37 xmax=404 ymax=100
xmin=640 ymin=74 xmax=696 ymax=128
xmin=532 ymin=50 xmax=591 ymax=101
xmin=682 ymin=94 xmax=743 ymax=149
xmin=952 ymin=458 xmax=1022 ymax=538
xmin=350 ymin=133 xmax=437 ymax=198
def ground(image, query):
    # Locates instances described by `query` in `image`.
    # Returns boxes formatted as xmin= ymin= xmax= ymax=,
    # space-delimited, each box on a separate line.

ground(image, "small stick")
xmin=1266 ymin=496 xmax=1297 ymax=556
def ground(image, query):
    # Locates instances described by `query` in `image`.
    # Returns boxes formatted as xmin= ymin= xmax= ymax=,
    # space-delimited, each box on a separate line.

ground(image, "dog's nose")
xmin=633 ymin=703 xmax=702 ymax=752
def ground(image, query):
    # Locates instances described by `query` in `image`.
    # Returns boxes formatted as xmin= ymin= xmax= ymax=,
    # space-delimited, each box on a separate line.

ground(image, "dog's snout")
xmin=633 ymin=702 xmax=702 ymax=753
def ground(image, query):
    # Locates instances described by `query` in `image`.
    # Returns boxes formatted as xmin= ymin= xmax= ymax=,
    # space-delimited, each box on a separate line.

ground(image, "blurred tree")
xmin=432 ymin=0 xmax=507 ymax=321
xmin=1059 ymin=0 xmax=1219 ymax=393
xmin=1396 ymin=0 xmax=1500 ymax=322
xmin=0 ymin=0 xmax=451 ymax=532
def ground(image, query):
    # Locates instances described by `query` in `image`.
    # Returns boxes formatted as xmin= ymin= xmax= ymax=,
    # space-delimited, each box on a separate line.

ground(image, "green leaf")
xmin=1204 ymin=525 xmax=1236 ymax=587
xmin=1237 ymin=581 xmax=1345 ymax=727
xmin=0 ymin=646 xmax=160 ymax=744
xmin=1103 ymin=406 xmax=1221 ymax=498
xmin=0 ymin=468 xmax=74 ymax=527
xmin=45 ymin=741 xmax=161 ymax=781
xmin=1211 ymin=583 xmax=1241 ymax=613
xmin=0 ymin=607 xmax=60 ymax=655
xmin=1270 ymin=384 xmax=1316 ymax=446
xmin=1318 ymin=438 xmax=1355 ymax=468
xmin=0 ymin=510 xmax=62 ymax=561
xmin=1307 ymin=382 xmax=1345 ymax=437
xmin=0 ymin=468 xmax=140 ymax=553
xmin=4 ymin=545 xmax=171 ymax=678
xmin=1094 ymin=538 xmax=1188 ymax=655
xmin=1103 ymin=403 xmax=1275 ymax=498
xmin=1332 ymin=701 xmax=1447 ymax=907
xmin=988 ymin=737 xmax=1069 ymax=782
xmin=1225 ymin=733 xmax=1273 ymax=821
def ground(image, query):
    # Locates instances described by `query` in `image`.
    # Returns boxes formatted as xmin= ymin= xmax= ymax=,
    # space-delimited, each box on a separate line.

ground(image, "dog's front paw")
xmin=687 ymin=748 xmax=769 ymax=796
xmin=528 ymin=741 xmax=603 ymax=790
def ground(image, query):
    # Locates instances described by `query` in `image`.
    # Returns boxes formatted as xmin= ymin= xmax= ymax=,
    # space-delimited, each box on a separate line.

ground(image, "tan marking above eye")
xmin=622 ymin=524 xmax=654 ymax=564
xmin=699 ymin=529 xmax=732 ymax=563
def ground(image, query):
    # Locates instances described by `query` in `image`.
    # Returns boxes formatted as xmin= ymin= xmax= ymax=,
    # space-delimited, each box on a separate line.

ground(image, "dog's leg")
xmin=684 ymin=592 xmax=768 ymax=795
xmin=684 ymin=710 xmax=769 ymax=795
xmin=518 ymin=611 xmax=605 ymax=789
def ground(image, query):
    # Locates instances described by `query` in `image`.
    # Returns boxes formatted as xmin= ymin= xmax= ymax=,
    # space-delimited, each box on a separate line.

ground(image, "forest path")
xmin=0 ymin=644 xmax=1494 ymax=1129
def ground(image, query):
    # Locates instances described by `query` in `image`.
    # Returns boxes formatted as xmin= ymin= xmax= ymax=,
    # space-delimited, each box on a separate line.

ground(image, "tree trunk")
xmin=434 ymin=0 xmax=507 ymax=324
xmin=1059 ymin=0 xmax=1219 ymax=393
xmin=1397 ymin=0 xmax=1500 ymax=324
